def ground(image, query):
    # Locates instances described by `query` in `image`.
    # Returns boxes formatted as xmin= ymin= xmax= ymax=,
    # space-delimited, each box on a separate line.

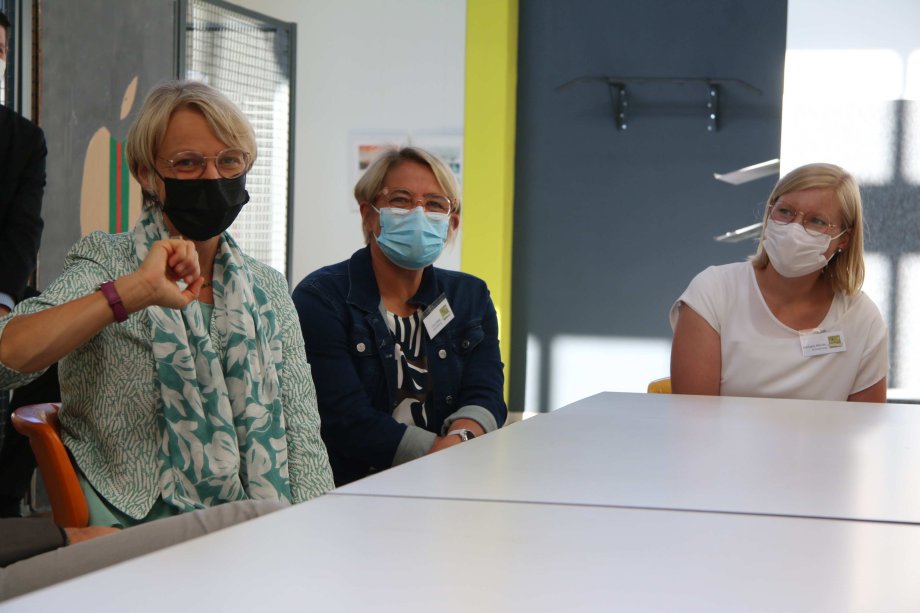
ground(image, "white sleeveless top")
xmin=670 ymin=262 xmax=888 ymax=400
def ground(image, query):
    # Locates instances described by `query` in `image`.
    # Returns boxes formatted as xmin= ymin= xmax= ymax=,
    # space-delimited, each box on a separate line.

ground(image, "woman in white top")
xmin=670 ymin=163 xmax=888 ymax=402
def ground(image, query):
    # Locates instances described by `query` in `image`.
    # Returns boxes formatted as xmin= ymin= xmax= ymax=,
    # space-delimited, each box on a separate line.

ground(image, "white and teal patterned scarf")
xmin=133 ymin=209 xmax=292 ymax=511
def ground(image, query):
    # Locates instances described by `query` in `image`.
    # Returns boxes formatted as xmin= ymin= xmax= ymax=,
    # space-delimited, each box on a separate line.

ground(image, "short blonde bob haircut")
xmin=355 ymin=146 xmax=461 ymax=244
xmin=125 ymin=80 xmax=257 ymax=209
xmin=751 ymin=162 xmax=865 ymax=295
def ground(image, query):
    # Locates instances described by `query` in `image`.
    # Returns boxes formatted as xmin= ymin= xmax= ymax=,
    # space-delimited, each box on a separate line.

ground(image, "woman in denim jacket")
xmin=293 ymin=147 xmax=507 ymax=486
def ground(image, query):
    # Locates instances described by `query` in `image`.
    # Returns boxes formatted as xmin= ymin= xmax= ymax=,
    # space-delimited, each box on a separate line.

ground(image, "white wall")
xmin=782 ymin=0 xmax=920 ymax=177
xmin=229 ymin=0 xmax=466 ymax=283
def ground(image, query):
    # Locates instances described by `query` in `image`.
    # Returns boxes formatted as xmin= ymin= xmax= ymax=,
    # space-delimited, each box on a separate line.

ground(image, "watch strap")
xmin=99 ymin=281 xmax=128 ymax=323
xmin=447 ymin=429 xmax=476 ymax=442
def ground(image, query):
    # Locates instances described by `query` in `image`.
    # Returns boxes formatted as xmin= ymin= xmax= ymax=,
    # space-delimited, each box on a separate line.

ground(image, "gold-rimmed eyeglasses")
xmin=159 ymin=148 xmax=252 ymax=180
xmin=769 ymin=204 xmax=848 ymax=238
xmin=376 ymin=187 xmax=453 ymax=215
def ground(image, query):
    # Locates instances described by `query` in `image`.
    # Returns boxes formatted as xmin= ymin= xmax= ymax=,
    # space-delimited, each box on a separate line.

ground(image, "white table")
xmin=5 ymin=493 xmax=920 ymax=612
xmin=339 ymin=392 xmax=920 ymax=524
xmin=7 ymin=390 xmax=920 ymax=611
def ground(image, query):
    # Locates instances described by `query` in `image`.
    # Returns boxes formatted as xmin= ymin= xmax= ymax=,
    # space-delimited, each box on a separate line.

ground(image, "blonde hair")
xmin=355 ymin=146 xmax=461 ymax=244
xmin=125 ymin=80 xmax=257 ymax=209
xmin=751 ymin=162 xmax=865 ymax=295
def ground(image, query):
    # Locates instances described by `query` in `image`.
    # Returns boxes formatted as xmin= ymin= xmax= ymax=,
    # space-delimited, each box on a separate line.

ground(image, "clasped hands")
xmin=130 ymin=238 xmax=205 ymax=311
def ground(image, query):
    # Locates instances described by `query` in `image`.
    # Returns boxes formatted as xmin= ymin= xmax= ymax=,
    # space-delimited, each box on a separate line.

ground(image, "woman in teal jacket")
xmin=0 ymin=81 xmax=333 ymax=525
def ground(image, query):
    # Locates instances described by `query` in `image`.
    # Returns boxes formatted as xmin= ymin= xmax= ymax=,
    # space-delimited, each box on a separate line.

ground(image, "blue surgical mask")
xmin=373 ymin=206 xmax=449 ymax=270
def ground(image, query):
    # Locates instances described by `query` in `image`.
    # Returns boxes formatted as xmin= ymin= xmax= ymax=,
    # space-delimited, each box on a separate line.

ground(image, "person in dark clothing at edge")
xmin=0 ymin=9 xmax=58 ymax=517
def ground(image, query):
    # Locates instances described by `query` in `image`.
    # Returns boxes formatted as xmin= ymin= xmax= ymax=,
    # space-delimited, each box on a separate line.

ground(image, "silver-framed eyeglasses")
xmin=376 ymin=187 xmax=453 ymax=215
xmin=769 ymin=204 xmax=848 ymax=238
xmin=160 ymin=148 xmax=252 ymax=180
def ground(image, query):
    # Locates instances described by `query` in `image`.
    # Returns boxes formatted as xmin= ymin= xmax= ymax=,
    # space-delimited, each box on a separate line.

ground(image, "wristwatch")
xmin=448 ymin=429 xmax=476 ymax=442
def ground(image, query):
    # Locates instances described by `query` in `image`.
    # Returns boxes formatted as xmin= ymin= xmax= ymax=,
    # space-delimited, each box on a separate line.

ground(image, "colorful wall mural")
xmin=39 ymin=0 xmax=174 ymax=285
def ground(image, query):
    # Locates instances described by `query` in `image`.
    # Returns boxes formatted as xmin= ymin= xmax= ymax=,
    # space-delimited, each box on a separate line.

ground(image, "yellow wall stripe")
xmin=462 ymin=0 xmax=518 ymax=403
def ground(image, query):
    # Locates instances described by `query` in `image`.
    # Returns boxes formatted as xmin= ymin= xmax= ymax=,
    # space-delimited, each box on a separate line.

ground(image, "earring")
xmin=837 ymin=248 xmax=843 ymax=254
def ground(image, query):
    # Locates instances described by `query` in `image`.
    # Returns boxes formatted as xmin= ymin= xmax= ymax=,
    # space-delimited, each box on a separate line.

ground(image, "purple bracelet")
xmin=99 ymin=281 xmax=128 ymax=323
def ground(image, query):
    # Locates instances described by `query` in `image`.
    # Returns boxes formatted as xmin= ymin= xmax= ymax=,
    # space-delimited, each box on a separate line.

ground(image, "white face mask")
xmin=0 ymin=59 xmax=5 ymax=80
xmin=762 ymin=219 xmax=832 ymax=278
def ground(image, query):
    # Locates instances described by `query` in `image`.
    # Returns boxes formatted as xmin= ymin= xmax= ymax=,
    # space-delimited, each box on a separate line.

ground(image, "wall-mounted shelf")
xmin=711 ymin=158 xmax=780 ymax=243
xmin=713 ymin=159 xmax=779 ymax=185
xmin=556 ymin=76 xmax=762 ymax=132
xmin=714 ymin=222 xmax=762 ymax=243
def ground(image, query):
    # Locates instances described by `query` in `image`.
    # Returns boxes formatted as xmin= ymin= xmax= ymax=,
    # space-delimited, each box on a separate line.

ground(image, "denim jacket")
xmin=292 ymin=246 xmax=507 ymax=486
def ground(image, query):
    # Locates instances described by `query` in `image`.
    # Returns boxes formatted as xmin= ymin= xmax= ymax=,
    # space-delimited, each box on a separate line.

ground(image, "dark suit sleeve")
xmin=0 ymin=518 xmax=65 ymax=567
xmin=0 ymin=120 xmax=47 ymax=303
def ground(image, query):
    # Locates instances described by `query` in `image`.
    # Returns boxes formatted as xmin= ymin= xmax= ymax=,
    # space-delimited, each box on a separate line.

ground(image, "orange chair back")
xmin=11 ymin=403 xmax=89 ymax=527
xmin=647 ymin=377 xmax=672 ymax=394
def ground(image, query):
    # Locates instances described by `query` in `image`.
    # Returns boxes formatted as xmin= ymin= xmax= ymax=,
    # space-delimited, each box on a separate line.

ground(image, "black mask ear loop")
xmin=151 ymin=168 xmax=185 ymax=238
xmin=141 ymin=167 xmax=165 ymax=209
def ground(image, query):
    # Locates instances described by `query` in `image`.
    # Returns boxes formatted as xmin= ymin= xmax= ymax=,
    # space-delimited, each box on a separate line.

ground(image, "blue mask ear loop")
xmin=369 ymin=205 xmax=382 ymax=241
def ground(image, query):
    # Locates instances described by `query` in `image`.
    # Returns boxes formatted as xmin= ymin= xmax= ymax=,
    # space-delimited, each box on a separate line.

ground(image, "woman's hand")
xmin=128 ymin=239 xmax=204 ymax=311
xmin=427 ymin=418 xmax=485 ymax=454
xmin=427 ymin=434 xmax=463 ymax=454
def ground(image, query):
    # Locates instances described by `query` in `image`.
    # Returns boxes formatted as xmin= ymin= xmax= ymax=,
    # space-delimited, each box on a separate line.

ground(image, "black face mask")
xmin=161 ymin=175 xmax=250 ymax=241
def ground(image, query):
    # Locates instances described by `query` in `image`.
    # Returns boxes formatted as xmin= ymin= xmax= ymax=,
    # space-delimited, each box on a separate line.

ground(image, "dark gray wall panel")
xmin=511 ymin=0 xmax=788 ymax=410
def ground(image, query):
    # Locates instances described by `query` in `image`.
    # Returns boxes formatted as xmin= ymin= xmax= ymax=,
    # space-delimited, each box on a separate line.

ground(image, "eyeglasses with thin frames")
xmin=375 ymin=187 xmax=453 ymax=215
xmin=159 ymin=148 xmax=252 ymax=180
xmin=769 ymin=204 xmax=848 ymax=238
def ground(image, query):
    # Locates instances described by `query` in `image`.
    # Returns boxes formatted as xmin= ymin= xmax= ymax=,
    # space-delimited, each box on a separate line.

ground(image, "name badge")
xmin=800 ymin=330 xmax=846 ymax=357
xmin=422 ymin=294 xmax=454 ymax=339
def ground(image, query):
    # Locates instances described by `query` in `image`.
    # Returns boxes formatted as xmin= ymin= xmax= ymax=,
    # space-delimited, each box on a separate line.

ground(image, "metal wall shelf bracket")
xmin=557 ymin=76 xmax=761 ymax=133
xmin=707 ymin=84 xmax=719 ymax=132
xmin=607 ymin=82 xmax=627 ymax=130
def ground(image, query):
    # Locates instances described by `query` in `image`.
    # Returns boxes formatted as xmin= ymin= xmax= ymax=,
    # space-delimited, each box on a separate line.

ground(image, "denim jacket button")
xmin=446 ymin=395 xmax=454 ymax=405
xmin=438 ymin=349 xmax=447 ymax=359
xmin=461 ymin=339 xmax=471 ymax=349
xmin=356 ymin=342 xmax=366 ymax=353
